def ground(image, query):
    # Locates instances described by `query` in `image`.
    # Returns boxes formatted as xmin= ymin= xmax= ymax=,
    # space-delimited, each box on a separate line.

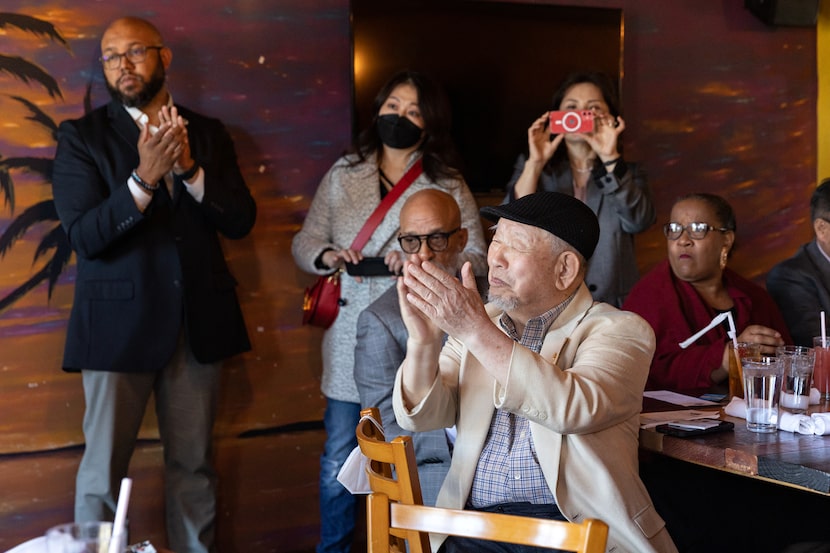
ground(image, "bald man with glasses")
xmin=353 ymin=189 xmax=486 ymax=507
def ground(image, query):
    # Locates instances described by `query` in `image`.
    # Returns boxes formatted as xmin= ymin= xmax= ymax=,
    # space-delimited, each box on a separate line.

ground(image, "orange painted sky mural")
xmin=0 ymin=0 xmax=351 ymax=452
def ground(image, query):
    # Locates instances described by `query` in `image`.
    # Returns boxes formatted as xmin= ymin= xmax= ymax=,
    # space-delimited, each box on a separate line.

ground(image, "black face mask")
xmin=376 ymin=114 xmax=423 ymax=149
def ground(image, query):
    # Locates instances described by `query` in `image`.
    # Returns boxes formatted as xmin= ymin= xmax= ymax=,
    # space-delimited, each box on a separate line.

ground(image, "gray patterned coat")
xmin=292 ymin=153 xmax=488 ymax=402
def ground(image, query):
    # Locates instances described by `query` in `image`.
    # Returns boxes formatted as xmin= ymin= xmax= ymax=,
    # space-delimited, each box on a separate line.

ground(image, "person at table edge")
xmin=623 ymin=192 xmax=791 ymax=390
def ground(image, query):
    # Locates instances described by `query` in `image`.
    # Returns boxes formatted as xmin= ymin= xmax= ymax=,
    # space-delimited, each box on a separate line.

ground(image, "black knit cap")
xmin=480 ymin=192 xmax=600 ymax=260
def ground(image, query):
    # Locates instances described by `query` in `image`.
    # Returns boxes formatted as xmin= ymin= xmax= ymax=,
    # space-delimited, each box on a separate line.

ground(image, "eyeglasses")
xmin=397 ymin=228 xmax=460 ymax=253
xmin=663 ymin=221 xmax=731 ymax=240
xmin=100 ymin=45 xmax=163 ymax=70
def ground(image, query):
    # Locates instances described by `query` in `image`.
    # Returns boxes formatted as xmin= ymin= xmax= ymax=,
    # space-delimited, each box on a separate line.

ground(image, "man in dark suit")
xmin=767 ymin=179 xmax=830 ymax=347
xmin=353 ymin=189 xmax=484 ymax=506
xmin=51 ymin=16 xmax=256 ymax=553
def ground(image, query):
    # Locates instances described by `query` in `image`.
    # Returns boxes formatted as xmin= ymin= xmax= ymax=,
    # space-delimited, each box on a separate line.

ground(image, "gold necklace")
xmin=570 ymin=160 xmax=595 ymax=174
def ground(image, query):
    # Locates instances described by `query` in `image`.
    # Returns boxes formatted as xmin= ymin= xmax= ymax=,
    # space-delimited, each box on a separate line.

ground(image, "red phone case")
xmin=549 ymin=110 xmax=594 ymax=134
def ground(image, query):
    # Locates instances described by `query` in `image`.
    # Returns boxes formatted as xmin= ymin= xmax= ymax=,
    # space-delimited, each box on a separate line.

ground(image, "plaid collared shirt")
xmin=468 ymin=294 xmax=574 ymax=508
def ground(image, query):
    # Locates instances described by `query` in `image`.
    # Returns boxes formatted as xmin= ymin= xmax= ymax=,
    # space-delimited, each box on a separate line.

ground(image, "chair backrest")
xmin=355 ymin=407 xmax=430 ymax=553
xmin=367 ymin=493 xmax=610 ymax=553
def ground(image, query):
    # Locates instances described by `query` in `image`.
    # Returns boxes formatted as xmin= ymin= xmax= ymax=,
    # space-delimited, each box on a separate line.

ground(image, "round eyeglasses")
xmin=100 ymin=45 xmax=164 ymax=70
xmin=397 ymin=228 xmax=460 ymax=253
xmin=663 ymin=221 xmax=730 ymax=241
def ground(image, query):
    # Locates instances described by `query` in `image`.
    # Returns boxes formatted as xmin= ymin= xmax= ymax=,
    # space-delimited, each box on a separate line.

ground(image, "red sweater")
xmin=622 ymin=260 xmax=792 ymax=390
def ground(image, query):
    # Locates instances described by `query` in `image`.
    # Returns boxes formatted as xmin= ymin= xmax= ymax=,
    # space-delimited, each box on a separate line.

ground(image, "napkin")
xmin=810 ymin=412 xmax=830 ymax=436
xmin=781 ymin=388 xmax=821 ymax=410
xmin=724 ymin=397 xmax=746 ymax=418
xmin=5 ymin=536 xmax=46 ymax=553
xmin=780 ymin=392 xmax=810 ymax=411
xmin=810 ymin=387 xmax=821 ymax=405
xmin=778 ymin=412 xmax=816 ymax=434
xmin=723 ymin=397 xmax=816 ymax=435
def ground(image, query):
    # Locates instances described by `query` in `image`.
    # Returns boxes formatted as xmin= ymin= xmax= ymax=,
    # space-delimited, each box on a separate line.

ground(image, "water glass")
xmin=742 ymin=357 xmax=784 ymax=433
xmin=776 ymin=345 xmax=814 ymax=413
xmin=813 ymin=337 xmax=830 ymax=401
xmin=45 ymin=521 xmax=124 ymax=553
xmin=728 ymin=341 xmax=761 ymax=399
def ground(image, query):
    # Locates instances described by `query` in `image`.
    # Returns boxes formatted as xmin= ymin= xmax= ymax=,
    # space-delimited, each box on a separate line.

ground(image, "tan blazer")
xmin=393 ymin=285 xmax=678 ymax=553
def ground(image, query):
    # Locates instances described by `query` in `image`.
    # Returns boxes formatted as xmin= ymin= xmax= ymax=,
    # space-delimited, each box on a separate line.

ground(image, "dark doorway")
xmin=351 ymin=0 xmax=623 ymax=193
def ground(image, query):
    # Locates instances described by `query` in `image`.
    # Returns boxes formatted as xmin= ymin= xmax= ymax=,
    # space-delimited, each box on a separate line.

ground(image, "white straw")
xmin=679 ymin=311 xmax=729 ymax=349
xmin=725 ymin=311 xmax=738 ymax=348
xmin=822 ymin=311 xmax=827 ymax=348
xmin=108 ymin=477 xmax=132 ymax=553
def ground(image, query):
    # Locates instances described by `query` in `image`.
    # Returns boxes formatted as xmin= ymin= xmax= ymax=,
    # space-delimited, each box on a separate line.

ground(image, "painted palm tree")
xmin=0 ymin=12 xmax=73 ymax=312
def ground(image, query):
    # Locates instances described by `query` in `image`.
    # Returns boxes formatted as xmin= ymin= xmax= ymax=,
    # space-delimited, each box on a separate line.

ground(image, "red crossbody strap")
xmin=350 ymin=157 xmax=424 ymax=251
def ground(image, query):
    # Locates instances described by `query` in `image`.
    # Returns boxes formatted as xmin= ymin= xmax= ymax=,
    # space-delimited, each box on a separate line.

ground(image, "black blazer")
xmin=52 ymin=100 xmax=256 ymax=372
xmin=767 ymin=240 xmax=830 ymax=347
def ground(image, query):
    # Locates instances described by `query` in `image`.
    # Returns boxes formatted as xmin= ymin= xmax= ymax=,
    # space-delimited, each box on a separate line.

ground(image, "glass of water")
xmin=45 ymin=521 xmax=124 ymax=553
xmin=776 ymin=345 xmax=814 ymax=413
xmin=743 ymin=357 xmax=784 ymax=433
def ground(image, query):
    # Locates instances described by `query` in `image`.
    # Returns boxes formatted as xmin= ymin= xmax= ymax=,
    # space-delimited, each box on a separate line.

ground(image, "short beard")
xmin=487 ymin=291 xmax=519 ymax=313
xmin=106 ymin=63 xmax=166 ymax=108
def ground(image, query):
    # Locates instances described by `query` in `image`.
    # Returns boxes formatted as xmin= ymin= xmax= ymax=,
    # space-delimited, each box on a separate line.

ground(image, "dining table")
xmin=640 ymin=392 xmax=830 ymax=495
xmin=638 ymin=390 xmax=830 ymax=553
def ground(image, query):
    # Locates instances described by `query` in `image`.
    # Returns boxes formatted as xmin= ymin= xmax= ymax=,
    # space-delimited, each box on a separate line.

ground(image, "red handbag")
xmin=302 ymin=159 xmax=423 ymax=329
xmin=302 ymin=271 xmax=342 ymax=329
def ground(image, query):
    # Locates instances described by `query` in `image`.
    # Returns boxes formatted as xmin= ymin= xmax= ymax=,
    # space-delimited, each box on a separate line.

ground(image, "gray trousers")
xmin=74 ymin=339 xmax=221 ymax=553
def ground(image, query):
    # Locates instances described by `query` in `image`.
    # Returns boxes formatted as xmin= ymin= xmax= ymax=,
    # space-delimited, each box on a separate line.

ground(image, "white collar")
xmin=816 ymin=239 xmax=830 ymax=265
xmin=124 ymin=94 xmax=175 ymax=132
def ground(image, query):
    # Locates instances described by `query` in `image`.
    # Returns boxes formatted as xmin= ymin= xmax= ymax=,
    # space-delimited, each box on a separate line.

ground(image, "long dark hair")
xmin=351 ymin=70 xmax=463 ymax=183
xmin=548 ymin=71 xmax=621 ymax=171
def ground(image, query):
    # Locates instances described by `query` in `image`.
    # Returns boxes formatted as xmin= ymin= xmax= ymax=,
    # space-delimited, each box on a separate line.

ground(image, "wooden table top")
xmin=640 ymin=395 xmax=830 ymax=496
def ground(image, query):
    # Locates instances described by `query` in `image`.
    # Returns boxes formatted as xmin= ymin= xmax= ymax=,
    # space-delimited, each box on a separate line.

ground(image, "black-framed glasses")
xmin=397 ymin=228 xmax=460 ymax=253
xmin=100 ymin=45 xmax=163 ymax=70
xmin=663 ymin=221 xmax=731 ymax=241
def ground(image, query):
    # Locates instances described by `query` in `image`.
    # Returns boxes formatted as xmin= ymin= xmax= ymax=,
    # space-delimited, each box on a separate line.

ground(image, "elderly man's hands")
xmin=401 ymin=259 xmax=488 ymax=344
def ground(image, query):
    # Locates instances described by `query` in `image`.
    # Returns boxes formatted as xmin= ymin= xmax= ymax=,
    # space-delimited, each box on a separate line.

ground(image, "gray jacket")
xmin=292 ymin=153 xmax=487 ymax=402
xmin=505 ymin=156 xmax=654 ymax=307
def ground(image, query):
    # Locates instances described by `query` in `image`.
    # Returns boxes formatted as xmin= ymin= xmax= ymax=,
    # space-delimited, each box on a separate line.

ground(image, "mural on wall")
xmin=0 ymin=2 xmax=350 ymax=549
xmin=0 ymin=1 xmax=352 ymax=456
xmin=0 ymin=12 xmax=73 ymax=313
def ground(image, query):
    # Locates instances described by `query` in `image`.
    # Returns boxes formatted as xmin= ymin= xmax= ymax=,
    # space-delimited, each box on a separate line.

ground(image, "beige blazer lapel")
xmin=539 ymin=286 xmax=596 ymax=368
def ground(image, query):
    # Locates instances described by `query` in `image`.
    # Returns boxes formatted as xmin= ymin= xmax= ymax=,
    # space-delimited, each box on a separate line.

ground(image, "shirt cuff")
xmin=183 ymin=166 xmax=205 ymax=203
xmin=127 ymin=176 xmax=153 ymax=212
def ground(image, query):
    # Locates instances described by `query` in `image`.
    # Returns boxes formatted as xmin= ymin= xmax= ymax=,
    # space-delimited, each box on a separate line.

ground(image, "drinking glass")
xmin=742 ymin=357 xmax=784 ymax=433
xmin=45 ymin=521 xmax=124 ymax=553
xmin=813 ymin=337 xmax=830 ymax=402
xmin=776 ymin=345 xmax=814 ymax=413
xmin=727 ymin=341 xmax=761 ymax=399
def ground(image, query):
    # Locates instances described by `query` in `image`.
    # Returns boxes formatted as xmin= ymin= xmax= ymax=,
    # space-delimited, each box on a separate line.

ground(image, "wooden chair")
xmin=355 ymin=407 xmax=430 ymax=553
xmin=367 ymin=494 xmax=609 ymax=553
xmin=356 ymin=407 xmax=610 ymax=553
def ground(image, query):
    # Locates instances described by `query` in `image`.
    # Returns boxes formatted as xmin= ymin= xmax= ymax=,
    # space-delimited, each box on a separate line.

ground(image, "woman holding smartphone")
xmin=505 ymin=71 xmax=654 ymax=307
xmin=292 ymin=69 xmax=486 ymax=553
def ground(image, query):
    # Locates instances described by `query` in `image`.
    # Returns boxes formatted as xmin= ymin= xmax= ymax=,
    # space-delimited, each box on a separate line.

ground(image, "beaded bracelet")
xmin=176 ymin=162 xmax=200 ymax=181
xmin=130 ymin=170 xmax=159 ymax=192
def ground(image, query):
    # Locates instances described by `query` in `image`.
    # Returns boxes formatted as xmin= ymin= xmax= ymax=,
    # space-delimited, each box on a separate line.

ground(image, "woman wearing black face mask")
xmin=291 ymin=69 xmax=487 ymax=553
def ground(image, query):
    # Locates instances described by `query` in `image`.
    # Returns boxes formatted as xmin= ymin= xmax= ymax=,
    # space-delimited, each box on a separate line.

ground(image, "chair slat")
xmin=357 ymin=406 xmax=609 ymax=553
